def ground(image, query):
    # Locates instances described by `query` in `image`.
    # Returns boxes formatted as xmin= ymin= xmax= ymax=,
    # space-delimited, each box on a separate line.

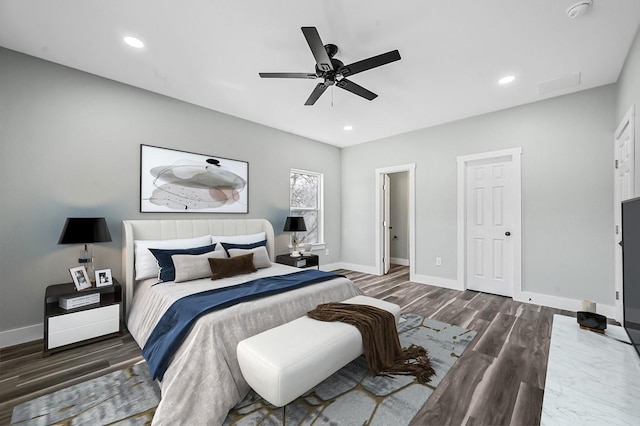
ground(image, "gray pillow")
xmin=172 ymin=250 xmax=226 ymax=283
xmin=228 ymin=246 xmax=271 ymax=269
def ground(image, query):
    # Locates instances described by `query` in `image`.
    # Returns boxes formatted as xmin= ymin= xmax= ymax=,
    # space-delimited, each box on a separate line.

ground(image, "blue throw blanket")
xmin=143 ymin=269 xmax=343 ymax=380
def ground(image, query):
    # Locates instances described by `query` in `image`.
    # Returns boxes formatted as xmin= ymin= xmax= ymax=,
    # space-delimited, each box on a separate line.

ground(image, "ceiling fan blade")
xmin=301 ymin=27 xmax=333 ymax=72
xmin=305 ymin=82 xmax=329 ymax=105
xmin=259 ymin=72 xmax=317 ymax=79
xmin=340 ymin=50 xmax=401 ymax=77
xmin=336 ymin=78 xmax=377 ymax=101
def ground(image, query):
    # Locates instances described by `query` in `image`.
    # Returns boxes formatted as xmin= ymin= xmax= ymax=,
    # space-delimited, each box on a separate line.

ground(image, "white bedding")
xmin=127 ymin=262 xmax=363 ymax=425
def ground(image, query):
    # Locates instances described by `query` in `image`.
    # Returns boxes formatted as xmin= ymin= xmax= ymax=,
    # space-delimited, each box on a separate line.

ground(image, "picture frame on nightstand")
xmin=69 ymin=266 xmax=92 ymax=291
xmin=95 ymin=268 xmax=113 ymax=287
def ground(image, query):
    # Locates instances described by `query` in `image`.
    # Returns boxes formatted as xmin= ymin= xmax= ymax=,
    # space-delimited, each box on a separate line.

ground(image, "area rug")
xmin=10 ymin=362 xmax=160 ymax=425
xmin=11 ymin=314 xmax=475 ymax=425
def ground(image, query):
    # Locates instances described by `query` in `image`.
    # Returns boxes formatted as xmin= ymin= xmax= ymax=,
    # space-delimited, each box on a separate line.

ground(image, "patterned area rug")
xmin=10 ymin=362 xmax=159 ymax=425
xmin=11 ymin=314 xmax=475 ymax=425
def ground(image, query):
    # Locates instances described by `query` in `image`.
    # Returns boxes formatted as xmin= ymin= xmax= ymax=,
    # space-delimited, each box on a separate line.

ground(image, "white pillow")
xmin=210 ymin=232 xmax=266 ymax=247
xmin=134 ymin=235 xmax=212 ymax=280
xmin=228 ymin=246 xmax=271 ymax=269
xmin=172 ymin=251 xmax=226 ymax=283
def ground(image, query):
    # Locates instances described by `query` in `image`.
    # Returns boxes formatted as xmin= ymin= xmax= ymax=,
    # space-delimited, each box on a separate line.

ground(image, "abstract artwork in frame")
xmin=140 ymin=145 xmax=249 ymax=213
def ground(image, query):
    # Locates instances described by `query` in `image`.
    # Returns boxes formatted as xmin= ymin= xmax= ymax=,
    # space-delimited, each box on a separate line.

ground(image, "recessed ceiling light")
xmin=498 ymin=75 xmax=516 ymax=85
xmin=344 ymin=125 xmax=353 ymax=131
xmin=123 ymin=36 xmax=144 ymax=49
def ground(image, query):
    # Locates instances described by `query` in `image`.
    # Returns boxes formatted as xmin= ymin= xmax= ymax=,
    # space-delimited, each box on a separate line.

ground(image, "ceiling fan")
xmin=259 ymin=27 xmax=401 ymax=106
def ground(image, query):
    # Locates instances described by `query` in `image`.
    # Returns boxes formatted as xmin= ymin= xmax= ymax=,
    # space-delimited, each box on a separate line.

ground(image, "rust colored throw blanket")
xmin=307 ymin=303 xmax=435 ymax=384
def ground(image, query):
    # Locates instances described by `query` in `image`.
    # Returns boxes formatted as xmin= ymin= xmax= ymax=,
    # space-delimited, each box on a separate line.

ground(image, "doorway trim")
xmin=375 ymin=163 xmax=416 ymax=277
xmin=457 ymin=147 xmax=522 ymax=295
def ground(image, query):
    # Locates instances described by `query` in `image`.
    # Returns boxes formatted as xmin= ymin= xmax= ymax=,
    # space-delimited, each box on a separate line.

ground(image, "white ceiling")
xmin=1 ymin=0 xmax=639 ymax=147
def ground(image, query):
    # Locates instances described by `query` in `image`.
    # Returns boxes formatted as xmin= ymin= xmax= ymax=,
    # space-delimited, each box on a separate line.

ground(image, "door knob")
xmin=505 ymin=231 xmax=511 ymax=236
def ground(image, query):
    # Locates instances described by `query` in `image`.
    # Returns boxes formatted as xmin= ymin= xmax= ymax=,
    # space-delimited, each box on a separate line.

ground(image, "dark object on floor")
xmin=577 ymin=311 xmax=607 ymax=333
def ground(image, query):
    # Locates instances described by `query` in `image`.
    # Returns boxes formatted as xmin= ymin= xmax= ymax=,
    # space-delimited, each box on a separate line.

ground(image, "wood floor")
xmin=0 ymin=265 xmax=572 ymax=425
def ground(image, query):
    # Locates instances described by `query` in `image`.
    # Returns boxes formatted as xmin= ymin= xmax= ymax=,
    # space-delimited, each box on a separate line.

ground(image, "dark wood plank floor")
xmin=0 ymin=265 xmax=571 ymax=425
xmin=334 ymin=265 xmax=573 ymax=426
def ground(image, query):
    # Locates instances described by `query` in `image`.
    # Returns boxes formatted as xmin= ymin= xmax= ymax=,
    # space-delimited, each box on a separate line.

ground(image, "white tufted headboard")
xmin=122 ymin=218 xmax=275 ymax=317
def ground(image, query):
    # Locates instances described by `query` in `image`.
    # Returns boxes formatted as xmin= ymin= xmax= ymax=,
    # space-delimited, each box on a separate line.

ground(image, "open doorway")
xmin=375 ymin=164 xmax=416 ymax=277
xmin=388 ymin=172 xmax=410 ymax=267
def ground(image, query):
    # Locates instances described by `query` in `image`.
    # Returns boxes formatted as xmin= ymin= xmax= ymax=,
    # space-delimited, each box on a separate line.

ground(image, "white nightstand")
xmin=43 ymin=279 xmax=123 ymax=356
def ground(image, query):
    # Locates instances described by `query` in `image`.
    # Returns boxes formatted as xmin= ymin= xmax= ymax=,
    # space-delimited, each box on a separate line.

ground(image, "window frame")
xmin=289 ymin=168 xmax=325 ymax=250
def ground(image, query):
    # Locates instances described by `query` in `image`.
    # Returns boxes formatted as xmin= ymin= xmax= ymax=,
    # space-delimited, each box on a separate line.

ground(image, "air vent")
xmin=537 ymin=72 xmax=581 ymax=96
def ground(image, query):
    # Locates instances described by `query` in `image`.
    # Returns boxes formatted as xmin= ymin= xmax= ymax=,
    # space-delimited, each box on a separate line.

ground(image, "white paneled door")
xmin=466 ymin=159 xmax=516 ymax=296
xmin=614 ymin=106 xmax=635 ymax=322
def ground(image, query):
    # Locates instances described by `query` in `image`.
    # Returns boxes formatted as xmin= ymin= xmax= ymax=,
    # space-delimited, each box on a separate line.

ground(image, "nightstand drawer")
xmin=48 ymin=304 xmax=120 ymax=349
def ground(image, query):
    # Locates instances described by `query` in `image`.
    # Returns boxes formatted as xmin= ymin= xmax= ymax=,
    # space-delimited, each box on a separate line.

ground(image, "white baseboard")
xmin=411 ymin=273 xmax=463 ymax=291
xmin=320 ymin=262 xmax=343 ymax=272
xmin=323 ymin=262 xmax=379 ymax=275
xmin=390 ymin=257 xmax=409 ymax=266
xmin=0 ymin=322 xmax=43 ymax=349
xmin=515 ymin=291 xmax=616 ymax=319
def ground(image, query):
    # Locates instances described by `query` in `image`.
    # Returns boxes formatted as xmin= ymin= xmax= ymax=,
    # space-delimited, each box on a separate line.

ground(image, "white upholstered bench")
xmin=236 ymin=295 xmax=401 ymax=407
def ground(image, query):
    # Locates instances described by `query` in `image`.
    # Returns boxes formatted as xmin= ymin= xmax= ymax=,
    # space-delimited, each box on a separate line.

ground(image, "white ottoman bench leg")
xmin=236 ymin=295 xmax=401 ymax=407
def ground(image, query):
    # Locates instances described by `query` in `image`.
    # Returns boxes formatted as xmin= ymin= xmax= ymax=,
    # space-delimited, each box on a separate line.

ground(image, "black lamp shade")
xmin=58 ymin=217 xmax=112 ymax=244
xmin=283 ymin=216 xmax=307 ymax=232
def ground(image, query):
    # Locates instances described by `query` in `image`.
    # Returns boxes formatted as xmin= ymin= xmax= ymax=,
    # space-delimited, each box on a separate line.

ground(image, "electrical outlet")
xmin=325 ymin=248 xmax=330 ymax=256
xmin=436 ymin=257 xmax=442 ymax=266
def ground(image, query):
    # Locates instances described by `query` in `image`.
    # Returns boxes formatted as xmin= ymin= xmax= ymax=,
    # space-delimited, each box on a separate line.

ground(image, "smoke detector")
xmin=566 ymin=0 xmax=593 ymax=19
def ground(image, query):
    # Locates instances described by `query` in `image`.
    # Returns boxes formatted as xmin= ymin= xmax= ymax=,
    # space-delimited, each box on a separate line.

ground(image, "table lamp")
xmin=283 ymin=216 xmax=306 ymax=257
xmin=58 ymin=217 xmax=112 ymax=282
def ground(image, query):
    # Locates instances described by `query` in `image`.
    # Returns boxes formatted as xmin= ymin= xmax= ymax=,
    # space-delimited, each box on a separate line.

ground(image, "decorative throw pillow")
xmin=134 ymin=235 xmax=212 ymax=280
xmin=150 ymin=243 xmax=217 ymax=282
xmin=220 ymin=239 xmax=267 ymax=256
xmin=208 ymin=253 xmax=257 ymax=280
xmin=228 ymin=246 xmax=271 ymax=269
xmin=172 ymin=250 xmax=227 ymax=283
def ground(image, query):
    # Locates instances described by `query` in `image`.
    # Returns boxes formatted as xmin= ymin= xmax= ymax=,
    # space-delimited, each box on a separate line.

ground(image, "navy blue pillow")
xmin=220 ymin=239 xmax=267 ymax=256
xmin=149 ymin=243 xmax=217 ymax=282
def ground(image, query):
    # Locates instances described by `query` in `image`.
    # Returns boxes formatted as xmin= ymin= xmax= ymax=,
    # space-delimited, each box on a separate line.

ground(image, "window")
xmin=290 ymin=169 xmax=324 ymax=246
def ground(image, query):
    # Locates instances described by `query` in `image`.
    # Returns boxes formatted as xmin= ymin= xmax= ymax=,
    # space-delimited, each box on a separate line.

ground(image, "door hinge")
xmin=616 ymin=291 xmax=620 ymax=300
xmin=615 ymin=159 xmax=619 ymax=169
xmin=616 ymin=225 xmax=619 ymax=235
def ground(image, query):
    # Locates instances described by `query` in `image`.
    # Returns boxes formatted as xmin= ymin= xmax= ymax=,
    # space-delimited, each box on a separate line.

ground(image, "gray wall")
xmin=617 ymin=25 xmax=640 ymax=195
xmin=0 ymin=47 xmax=342 ymax=332
xmin=389 ymin=172 xmax=409 ymax=261
xmin=342 ymin=85 xmax=616 ymax=305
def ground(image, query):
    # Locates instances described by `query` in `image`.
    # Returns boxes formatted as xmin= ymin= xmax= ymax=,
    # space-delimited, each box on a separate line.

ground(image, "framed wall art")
xmin=140 ymin=145 xmax=249 ymax=213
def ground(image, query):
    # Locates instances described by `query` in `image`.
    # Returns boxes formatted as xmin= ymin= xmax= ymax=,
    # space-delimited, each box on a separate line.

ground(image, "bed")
xmin=122 ymin=219 xmax=363 ymax=425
